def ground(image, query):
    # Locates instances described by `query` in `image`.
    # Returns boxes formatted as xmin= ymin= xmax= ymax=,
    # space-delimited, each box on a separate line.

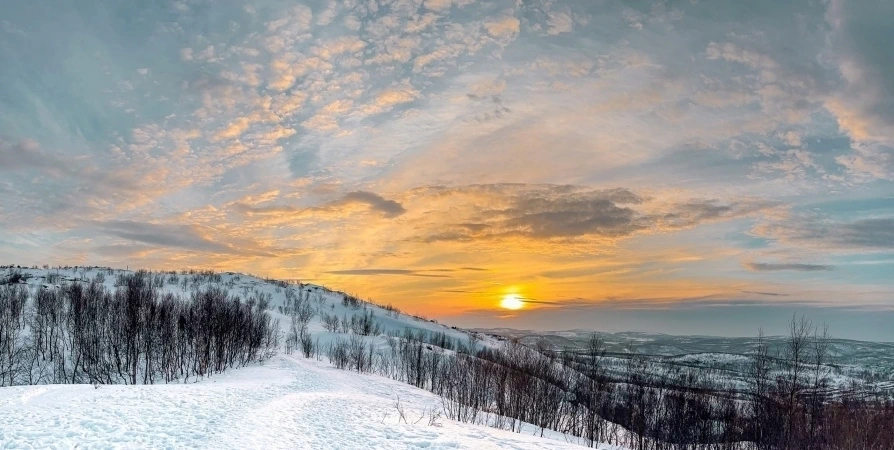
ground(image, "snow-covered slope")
xmin=0 ymin=266 xmax=619 ymax=449
xmin=3 ymin=265 xmax=493 ymax=350
xmin=0 ymin=354 xmax=591 ymax=449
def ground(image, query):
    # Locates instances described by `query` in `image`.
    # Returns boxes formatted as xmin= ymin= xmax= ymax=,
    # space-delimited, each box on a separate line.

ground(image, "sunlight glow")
xmin=500 ymin=294 xmax=525 ymax=310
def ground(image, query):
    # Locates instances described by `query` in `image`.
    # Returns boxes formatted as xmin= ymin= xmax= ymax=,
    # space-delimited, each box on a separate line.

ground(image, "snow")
xmin=0 ymin=267 xmax=623 ymax=449
xmin=667 ymin=352 xmax=751 ymax=365
xmin=4 ymin=266 xmax=491 ymax=349
xmin=0 ymin=354 xmax=598 ymax=449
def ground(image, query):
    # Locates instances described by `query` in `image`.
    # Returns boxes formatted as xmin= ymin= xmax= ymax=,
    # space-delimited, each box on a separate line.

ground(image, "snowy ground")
xmin=0 ymin=267 xmax=628 ymax=449
xmin=0 ymin=353 xmax=604 ymax=449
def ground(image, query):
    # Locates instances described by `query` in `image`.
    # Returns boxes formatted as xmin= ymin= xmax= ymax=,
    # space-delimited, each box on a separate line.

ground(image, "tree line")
xmin=315 ymin=312 xmax=894 ymax=450
xmin=0 ymin=271 xmax=278 ymax=386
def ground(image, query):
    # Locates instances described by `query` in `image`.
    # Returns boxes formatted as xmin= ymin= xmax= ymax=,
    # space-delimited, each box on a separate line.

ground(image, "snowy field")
xmin=0 ymin=353 xmax=602 ymax=449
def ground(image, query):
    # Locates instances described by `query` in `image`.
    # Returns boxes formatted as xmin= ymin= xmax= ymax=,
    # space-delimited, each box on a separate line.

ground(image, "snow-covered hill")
xmin=0 ymin=266 xmax=621 ymax=449
xmin=0 ymin=354 xmax=591 ymax=449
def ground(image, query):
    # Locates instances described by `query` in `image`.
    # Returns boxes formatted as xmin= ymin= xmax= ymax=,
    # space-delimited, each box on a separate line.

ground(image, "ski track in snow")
xmin=0 ymin=354 xmax=590 ymax=449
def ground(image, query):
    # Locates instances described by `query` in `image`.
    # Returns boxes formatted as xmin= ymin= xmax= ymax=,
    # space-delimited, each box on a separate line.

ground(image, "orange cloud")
xmin=485 ymin=16 xmax=521 ymax=39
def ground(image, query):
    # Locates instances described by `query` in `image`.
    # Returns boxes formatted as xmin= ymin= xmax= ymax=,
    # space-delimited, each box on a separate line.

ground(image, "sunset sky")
xmin=1 ymin=0 xmax=892 ymax=340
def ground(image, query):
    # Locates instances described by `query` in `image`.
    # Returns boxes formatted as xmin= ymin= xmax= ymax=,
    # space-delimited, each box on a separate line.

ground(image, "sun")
xmin=500 ymin=294 xmax=525 ymax=310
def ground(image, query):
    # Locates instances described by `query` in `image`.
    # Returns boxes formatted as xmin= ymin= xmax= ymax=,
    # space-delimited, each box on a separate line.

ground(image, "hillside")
xmin=0 ymin=354 xmax=591 ymax=449
xmin=0 ymin=266 xmax=618 ymax=449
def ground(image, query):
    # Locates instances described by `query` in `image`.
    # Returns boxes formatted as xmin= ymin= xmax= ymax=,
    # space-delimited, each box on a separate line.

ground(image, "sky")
xmin=1 ymin=0 xmax=893 ymax=341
